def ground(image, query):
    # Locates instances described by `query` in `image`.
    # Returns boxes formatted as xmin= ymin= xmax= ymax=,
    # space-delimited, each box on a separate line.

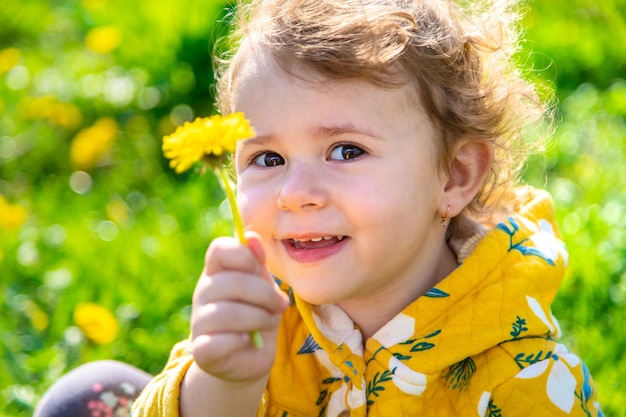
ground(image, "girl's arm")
xmin=179 ymin=233 xmax=289 ymax=417
xmin=180 ymin=363 xmax=268 ymax=417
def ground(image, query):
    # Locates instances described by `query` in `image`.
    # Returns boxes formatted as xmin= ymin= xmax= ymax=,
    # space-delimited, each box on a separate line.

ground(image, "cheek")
xmin=237 ymin=190 xmax=255 ymax=226
xmin=357 ymin=168 xmax=440 ymax=225
xmin=237 ymin=184 xmax=272 ymax=229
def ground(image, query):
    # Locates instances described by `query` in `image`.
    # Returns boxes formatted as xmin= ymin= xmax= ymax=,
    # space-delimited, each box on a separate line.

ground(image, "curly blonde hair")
xmin=216 ymin=0 xmax=553 ymax=233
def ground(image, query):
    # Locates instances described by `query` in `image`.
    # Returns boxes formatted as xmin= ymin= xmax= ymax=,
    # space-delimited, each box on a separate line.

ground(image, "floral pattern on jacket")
xmin=132 ymin=187 xmax=602 ymax=417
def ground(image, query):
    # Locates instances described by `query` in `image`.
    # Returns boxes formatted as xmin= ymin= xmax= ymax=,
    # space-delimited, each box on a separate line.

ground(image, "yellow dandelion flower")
xmin=70 ymin=118 xmax=118 ymax=170
xmin=106 ymin=198 xmax=129 ymax=225
xmin=24 ymin=300 xmax=50 ymax=332
xmin=162 ymin=112 xmax=263 ymax=349
xmin=85 ymin=26 xmax=123 ymax=54
xmin=49 ymin=101 xmax=82 ymax=130
xmin=74 ymin=302 xmax=119 ymax=345
xmin=82 ymin=0 xmax=108 ymax=10
xmin=21 ymin=95 xmax=55 ymax=120
xmin=20 ymin=95 xmax=82 ymax=129
xmin=0 ymin=47 xmax=21 ymax=73
xmin=0 ymin=196 xmax=28 ymax=230
xmin=162 ymin=113 xmax=255 ymax=174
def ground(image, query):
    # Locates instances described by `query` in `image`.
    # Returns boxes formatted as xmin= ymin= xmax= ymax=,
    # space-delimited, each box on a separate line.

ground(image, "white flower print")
xmin=100 ymin=390 xmax=118 ymax=408
xmin=388 ymin=356 xmax=427 ymax=396
xmin=514 ymin=344 xmax=581 ymax=413
xmin=373 ymin=313 xmax=415 ymax=347
xmin=526 ymin=295 xmax=562 ymax=337
xmin=529 ymin=219 xmax=569 ymax=267
xmin=477 ymin=391 xmax=491 ymax=417
xmin=347 ymin=383 xmax=367 ymax=410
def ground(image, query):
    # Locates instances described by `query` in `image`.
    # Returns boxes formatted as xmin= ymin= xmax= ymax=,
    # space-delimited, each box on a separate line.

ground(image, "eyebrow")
xmin=239 ymin=135 xmax=274 ymax=147
xmin=314 ymin=124 xmax=381 ymax=140
xmin=240 ymin=124 xmax=381 ymax=147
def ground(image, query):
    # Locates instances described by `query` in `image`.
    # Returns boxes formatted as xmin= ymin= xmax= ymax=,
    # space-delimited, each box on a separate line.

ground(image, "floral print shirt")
xmin=133 ymin=187 xmax=603 ymax=417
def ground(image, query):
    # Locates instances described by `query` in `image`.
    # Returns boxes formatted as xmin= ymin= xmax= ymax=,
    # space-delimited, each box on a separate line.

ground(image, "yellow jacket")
xmin=133 ymin=188 xmax=602 ymax=416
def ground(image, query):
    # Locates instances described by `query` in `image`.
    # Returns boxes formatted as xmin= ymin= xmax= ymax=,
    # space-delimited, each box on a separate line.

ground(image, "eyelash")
xmin=250 ymin=151 xmax=284 ymax=167
xmin=328 ymin=143 xmax=366 ymax=161
xmin=248 ymin=142 xmax=366 ymax=167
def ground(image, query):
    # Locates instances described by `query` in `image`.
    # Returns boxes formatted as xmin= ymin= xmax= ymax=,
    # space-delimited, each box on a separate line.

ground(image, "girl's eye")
xmin=253 ymin=151 xmax=285 ymax=167
xmin=329 ymin=144 xmax=365 ymax=161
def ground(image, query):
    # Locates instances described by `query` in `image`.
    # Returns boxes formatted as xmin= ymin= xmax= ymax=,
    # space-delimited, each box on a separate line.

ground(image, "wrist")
xmin=180 ymin=362 xmax=268 ymax=417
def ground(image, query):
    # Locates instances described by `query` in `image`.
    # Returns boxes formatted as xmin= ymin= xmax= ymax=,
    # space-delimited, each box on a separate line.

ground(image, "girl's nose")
xmin=277 ymin=163 xmax=327 ymax=212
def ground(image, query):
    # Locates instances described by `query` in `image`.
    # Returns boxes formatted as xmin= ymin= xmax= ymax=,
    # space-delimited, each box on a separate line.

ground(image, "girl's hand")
xmin=190 ymin=232 xmax=289 ymax=383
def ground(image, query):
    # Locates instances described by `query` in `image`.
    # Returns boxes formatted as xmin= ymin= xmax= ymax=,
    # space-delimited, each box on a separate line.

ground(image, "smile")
xmin=282 ymin=235 xmax=349 ymax=263
xmin=289 ymin=236 xmax=346 ymax=249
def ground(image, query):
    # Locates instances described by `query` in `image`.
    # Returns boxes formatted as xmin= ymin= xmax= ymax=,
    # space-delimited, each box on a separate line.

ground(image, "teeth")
xmin=293 ymin=236 xmax=345 ymax=242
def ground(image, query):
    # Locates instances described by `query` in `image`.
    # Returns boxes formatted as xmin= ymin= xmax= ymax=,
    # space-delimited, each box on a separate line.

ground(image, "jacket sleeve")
xmin=487 ymin=344 xmax=603 ymax=416
xmin=131 ymin=339 xmax=195 ymax=417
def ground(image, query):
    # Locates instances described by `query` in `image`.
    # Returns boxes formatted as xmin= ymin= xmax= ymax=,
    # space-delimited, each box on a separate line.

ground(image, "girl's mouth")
xmin=288 ymin=235 xmax=346 ymax=249
xmin=282 ymin=235 xmax=348 ymax=263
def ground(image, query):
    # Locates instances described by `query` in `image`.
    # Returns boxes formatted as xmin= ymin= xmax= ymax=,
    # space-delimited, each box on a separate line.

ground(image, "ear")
xmin=440 ymin=140 xmax=494 ymax=217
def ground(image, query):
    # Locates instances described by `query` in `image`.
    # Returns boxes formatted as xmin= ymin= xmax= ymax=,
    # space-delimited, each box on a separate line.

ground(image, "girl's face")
xmin=233 ymin=54 xmax=455 ymax=316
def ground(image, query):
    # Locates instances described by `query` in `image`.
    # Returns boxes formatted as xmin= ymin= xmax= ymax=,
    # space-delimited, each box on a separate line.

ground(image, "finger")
xmin=204 ymin=236 xmax=260 ymax=275
xmin=192 ymin=301 xmax=280 ymax=336
xmin=191 ymin=333 xmax=250 ymax=369
xmin=244 ymin=231 xmax=266 ymax=266
xmin=244 ymin=231 xmax=281 ymax=286
xmin=194 ymin=271 xmax=288 ymax=313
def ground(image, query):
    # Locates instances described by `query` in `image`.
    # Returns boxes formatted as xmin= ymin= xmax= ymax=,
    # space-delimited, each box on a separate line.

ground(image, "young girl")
xmin=37 ymin=0 xmax=602 ymax=416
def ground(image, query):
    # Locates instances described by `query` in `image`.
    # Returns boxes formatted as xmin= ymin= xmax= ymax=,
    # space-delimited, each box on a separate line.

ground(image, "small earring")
xmin=440 ymin=205 xmax=450 ymax=227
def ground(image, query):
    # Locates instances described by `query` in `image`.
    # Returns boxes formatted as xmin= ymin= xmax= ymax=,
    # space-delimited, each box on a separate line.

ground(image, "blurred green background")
xmin=0 ymin=0 xmax=624 ymax=415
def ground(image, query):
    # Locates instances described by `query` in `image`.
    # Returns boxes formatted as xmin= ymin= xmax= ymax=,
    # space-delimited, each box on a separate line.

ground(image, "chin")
xmin=276 ymin=268 xmax=352 ymax=306
xmin=290 ymin=286 xmax=343 ymax=306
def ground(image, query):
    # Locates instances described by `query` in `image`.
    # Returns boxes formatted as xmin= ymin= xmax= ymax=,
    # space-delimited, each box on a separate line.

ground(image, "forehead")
xmin=230 ymin=46 xmax=421 ymax=117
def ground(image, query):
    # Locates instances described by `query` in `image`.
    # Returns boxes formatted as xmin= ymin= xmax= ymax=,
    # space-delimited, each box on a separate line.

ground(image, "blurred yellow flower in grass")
xmin=0 ymin=196 xmax=28 ymax=230
xmin=24 ymin=300 xmax=50 ymax=332
xmin=0 ymin=47 xmax=21 ymax=73
xmin=74 ymin=302 xmax=119 ymax=344
xmin=106 ymin=198 xmax=129 ymax=226
xmin=163 ymin=113 xmax=255 ymax=174
xmin=82 ymin=0 xmax=108 ymax=10
xmin=85 ymin=26 xmax=123 ymax=54
xmin=162 ymin=113 xmax=264 ymax=348
xmin=21 ymin=95 xmax=83 ymax=130
xmin=70 ymin=118 xmax=119 ymax=170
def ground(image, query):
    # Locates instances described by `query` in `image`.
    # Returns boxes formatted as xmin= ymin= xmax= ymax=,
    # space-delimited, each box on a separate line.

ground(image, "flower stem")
xmin=214 ymin=166 xmax=264 ymax=349
xmin=215 ymin=166 xmax=247 ymax=245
